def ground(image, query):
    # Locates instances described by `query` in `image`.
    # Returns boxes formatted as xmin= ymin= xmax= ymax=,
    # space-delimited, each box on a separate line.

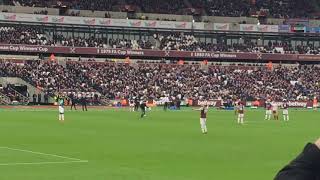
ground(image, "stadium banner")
xmin=1 ymin=44 xmax=320 ymax=61
xmin=213 ymin=23 xmax=230 ymax=31
xmin=278 ymin=25 xmax=291 ymax=32
xmin=0 ymin=12 xmax=196 ymax=30
xmin=290 ymin=25 xmax=306 ymax=32
xmin=240 ymin=24 xmax=258 ymax=32
xmin=246 ymin=101 xmax=314 ymax=108
xmin=240 ymin=24 xmax=279 ymax=32
xmin=285 ymin=18 xmax=309 ymax=26
xmin=306 ymin=27 xmax=320 ymax=33
xmin=1 ymin=12 xmax=316 ymax=33
xmin=192 ymin=22 xmax=205 ymax=30
xmin=257 ymin=25 xmax=279 ymax=32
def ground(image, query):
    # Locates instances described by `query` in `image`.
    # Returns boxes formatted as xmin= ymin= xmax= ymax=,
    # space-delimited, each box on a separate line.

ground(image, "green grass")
xmin=0 ymin=107 xmax=319 ymax=180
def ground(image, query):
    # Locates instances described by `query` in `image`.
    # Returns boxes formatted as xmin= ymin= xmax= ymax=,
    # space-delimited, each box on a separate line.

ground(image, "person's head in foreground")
xmin=274 ymin=138 xmax=320 ymax=180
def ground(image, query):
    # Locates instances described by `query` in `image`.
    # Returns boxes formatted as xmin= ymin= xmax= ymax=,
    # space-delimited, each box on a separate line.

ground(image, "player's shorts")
xmin=283 ymin=109 xmax=288 ymax=115
xmin=313 ymin=104 xmax=318 ymax=108
xmin=266 ymin=110 xmax=272 ymax=115
xmin=129 ymin=103 xmax=134 ymax=107
xmin=59 ymin=106 xmax=64 ymax=114
xmin=200 ymin=118 xmax=206 ymax=125
xmin=238 ymin=113 xmax=244 ymax=118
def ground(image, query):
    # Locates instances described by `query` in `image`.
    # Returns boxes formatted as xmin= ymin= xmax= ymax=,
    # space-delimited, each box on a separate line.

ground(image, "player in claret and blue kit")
xmin=282 ymin=100 xmax=289 ymax=121
xmin=265 ymin=100 xmax=272 ymax=120
xmin=193 ymin=103 xmax=209 ymax=134
xmin=237 ymin=102 xmax=245 ymax=124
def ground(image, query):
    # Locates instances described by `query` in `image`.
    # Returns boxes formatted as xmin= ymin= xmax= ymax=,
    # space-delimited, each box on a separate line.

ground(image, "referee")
xmin=140 ymin=101 xmax=148 ymax=118
xmin=81 ymin=96 xmax=87 ymax=111
xmin=70 ymin=93 xmax=77 ymax=110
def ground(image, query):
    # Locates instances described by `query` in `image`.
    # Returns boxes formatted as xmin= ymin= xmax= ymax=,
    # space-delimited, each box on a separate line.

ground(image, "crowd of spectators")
xmin=200 ymin=0 xmax=251 ymax=17
xmin=157 ymin=33 xmax=320 ymax=55
xmin=0 ymin=26 xmax=318 ymax=54
xmin=0 ymin=60 xmax=96 ymax=95
xmin=1 ymin=60 xmax=320 ymax=102
xmin=53 ymin=34 xmax=106 ymax=47
xmin=0 ymin=60 xmax=103 ymax=104
xmin=2 ymin=0 xmax=319 ymax=19
xmin=0 ymin=26 xmax=154 ymax=49
xmin=0 ymin=26 xmax=49 ymax=45
xmin=127 ymin=0 xmax=187 ymax=14
xmin=108 ymin=38 xmax=153 ymax=49
xmin=0 ymin=84 xmax=23 ymax=102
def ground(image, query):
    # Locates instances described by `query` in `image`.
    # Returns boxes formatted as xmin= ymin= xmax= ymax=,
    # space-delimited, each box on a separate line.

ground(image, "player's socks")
xmin=284 ymin=115 xmax=289 ymax=121
xmin=267 ymin=115 xmax=270 ymax=120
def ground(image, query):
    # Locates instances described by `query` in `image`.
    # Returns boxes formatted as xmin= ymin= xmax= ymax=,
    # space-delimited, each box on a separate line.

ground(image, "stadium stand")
xmin=1 ymin=25 xmax=320 ymax=54
xmin=1 ymin=1 xmax=320 ymax=180
xmin=2 ymin=0 xmax=320 ymax=18
xmin=0 ymin=0 xmax=320 ymax=105
xmin=0 ymin=60 xmax=319 ymax=102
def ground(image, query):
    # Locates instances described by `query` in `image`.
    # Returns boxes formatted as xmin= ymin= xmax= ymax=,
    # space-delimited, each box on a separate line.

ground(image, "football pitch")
xmin=0 ymin=107 xmax=319 ymax=180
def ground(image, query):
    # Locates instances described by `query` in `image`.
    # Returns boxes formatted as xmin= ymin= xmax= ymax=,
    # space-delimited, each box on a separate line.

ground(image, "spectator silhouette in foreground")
xmin=274 ymin=138 xmax=320 ymax=180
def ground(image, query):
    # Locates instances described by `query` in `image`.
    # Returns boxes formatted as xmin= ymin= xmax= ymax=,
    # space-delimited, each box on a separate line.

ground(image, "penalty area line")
xmin=0 ymin=160 xmax=88 ymax=166
xmin=0 ymin=146 xmax=87 ymax=162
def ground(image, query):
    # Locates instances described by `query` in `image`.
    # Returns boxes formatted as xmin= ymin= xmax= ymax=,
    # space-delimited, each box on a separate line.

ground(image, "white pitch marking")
xmin=0 ymin=147 xmax=86 ymax=161
xmin=0 ymin=161 xmax=88 ymax=166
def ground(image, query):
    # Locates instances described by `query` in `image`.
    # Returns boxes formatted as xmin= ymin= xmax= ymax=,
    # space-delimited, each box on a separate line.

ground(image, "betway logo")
xmin=83 ymin=19 xmax=96 ymax=25
xmin=52 ymin=17 xmax=64 ymax=23
xmin=4 ymin=14 xmax=16 ymax=20
xmin=35 ymin=16 xmax=49 ymax=22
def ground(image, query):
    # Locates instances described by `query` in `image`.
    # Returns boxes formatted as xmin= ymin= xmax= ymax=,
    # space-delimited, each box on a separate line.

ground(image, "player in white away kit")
xmin=129 ymin=99 xmax=135 ymax=112
xmin=272 ymin=101 xmax=279 ymax=120
xmin=58 ymin=96 xmax=65 ymax=122
xmin=193 ymin=104 xmax=209 ymax=134
xmin=282 ymin=100 xmax=289 ymax=121
xmin=265 ymin=100 xmax=272 ymax=120
xmin=237 ymin=102 xmax=245 ymax=124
